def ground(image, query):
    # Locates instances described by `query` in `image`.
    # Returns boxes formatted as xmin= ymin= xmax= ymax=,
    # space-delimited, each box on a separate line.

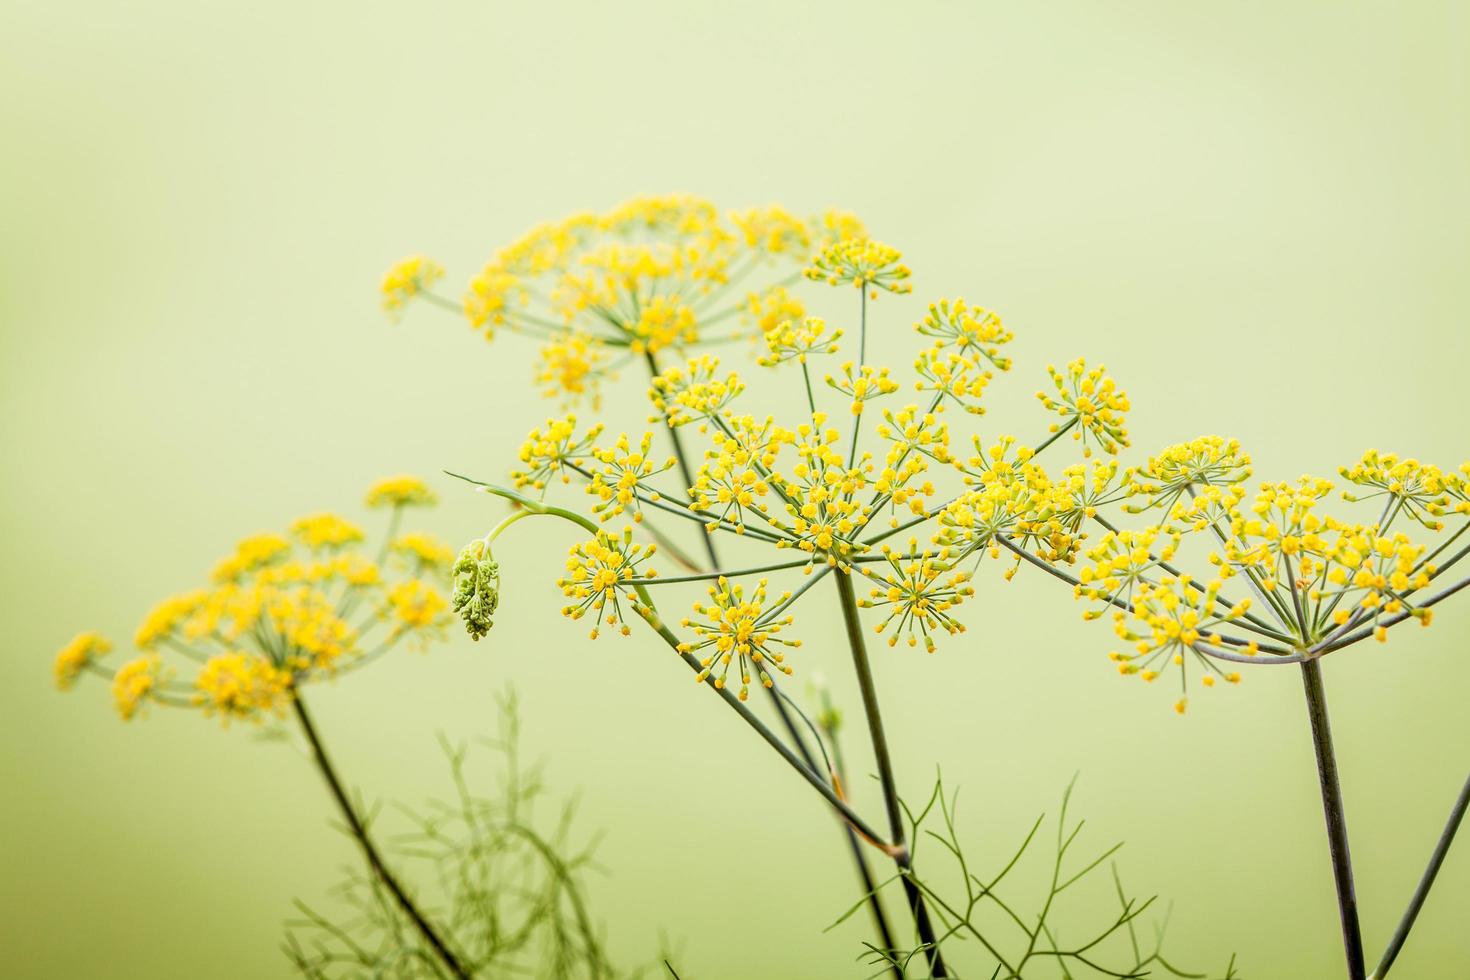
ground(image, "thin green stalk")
xmin=834 ymin=570 xmax=950 ymax=977
xmin=1370 ymin=769 xmax=1470 ymax=979
xmin=1300 ymin=659 xmax=1366 ymax=980
xmin=291 ymin=692 xmax=470 ymax=979
xmin=1030 ymin=417 xmax=1077 ymax=456
xmin=847 ymin=289 xmax=867 ymax=471
xmin=448 ymin=473 xmax=894 ymax=849
xmin=641 ymin=347 xmax=901 ymax=972
xmin=645 ymin=350 xmax=721 ymax=571
xmin=768 ymin=682 xmax=902 ymax=980
xmin=634 ymin=604 xmax=893 ymax=847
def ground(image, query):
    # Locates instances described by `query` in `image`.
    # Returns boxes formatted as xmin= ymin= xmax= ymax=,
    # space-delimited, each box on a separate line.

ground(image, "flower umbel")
xmin=679 ymin=577 xmax=798 ymax=700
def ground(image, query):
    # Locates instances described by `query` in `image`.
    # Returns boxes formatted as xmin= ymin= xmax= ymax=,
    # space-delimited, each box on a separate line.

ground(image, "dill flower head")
xmin=767 ymin=412 xmax=876 ymax=567
xmin=512 ymin=415 xmax=604 ymax=493
xmin=452 ymin=538 xmax=500 ymax=641
xmin=1224 ymin=477 xmax=1335 ymax=590
xmin=826 ymin=362 xmax=900 ymax=416
xmin=381 ymin=255 xmax=444 ymax=314
xmin=403 ymin=195 xmax=884 ymax=411
xmin=1338 ymin=449 xmax=1451 ymax=529
xmin=759 ymin=316 xmax=842 ymax=367
xmin=365 ymin=475 xmax=438 ymax=509
xmin=291 ymin=513 xmax=366 ymax=551
xmin=537 ymin=333 xmax=609 ymax=406
xmin=874 ymin=405 xmax=951 ymax=520
xmin=630 ymin=296 xmax=698 ymax=355
xmin=648 ymin=355 xmax=744 ymax=427
xmin=586 ymin=432 xmax=677 ymax=523
xmin=385 ymin=579 xmax=450 ymax=644
xmin=1314 ymin=528 xmax=1434 ymax=635
xmin=54 ymin=631 xmax=111 ymax=690
xmin=679 ymin=577 xmax=798 ymax=700
xmin=57 ymin=480 xmax=453 ymax=723
xmin=817 ymin=209 xmax=868 ymax=246
xmin=556 ymin=528 xmax=658 ymax=638
xmin=857 ymin=541 xmax=973 ymax=652
xmin=690 ymin=415 xmax=792 ymax=533
xmin=113 ymin=654 xmax=166 ymax=720
xmin=913 ymin=347 xmax=994 ymax=415
xmin=464 ymin=266 xmax=527 ymax=335
xmin=1036 ymin=359 xmax=1131 ymax=457
xmin=729 ymin=205 xmax=812 ymax=255
xmin=211 ymin=533 xmax=291 ymax=582
xmin=1108 ymin=575 xmax=1247 ymax=709
xmin=805 ymin=239 xmax=913 ymax=296
xmin=1127 ymin=436 xmax=1250 ymax=513
xmin=393 ymin=532 xmax=455 ymax=573
xmin=1076 ymin=526 xmax=1182 ymax=611
xmin=746 ymin=285 xmax=808 ymax=337
xmin=195 ymin=652 xmax=290 ymax=722
xmin=916 ymin=299 xmax=1012 ymax=370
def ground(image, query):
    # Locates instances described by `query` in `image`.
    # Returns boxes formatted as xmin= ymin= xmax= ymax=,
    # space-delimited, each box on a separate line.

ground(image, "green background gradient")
xmin=3 ymin=1 xmax=1469 ymax=976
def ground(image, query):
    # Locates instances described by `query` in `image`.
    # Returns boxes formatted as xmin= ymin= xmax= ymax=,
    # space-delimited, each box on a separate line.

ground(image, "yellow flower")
xmin=211 ymin=533 xmax=291 ymax=583
xmin=464 ymin=264 xmax=526 ymax=336
xmin=385 ymin=580 xmax=449 ymax=639
xmin=586 ymin=431 xmax=677 ymax=523
xmin=291 ymin=513 xmax=365 ymax=551
xmin=913 ymin=347 xmax=993 ymax=414
xmin=805 ymin=239 xmax=912 ymax=295
xmin=113 ymin=654 xmax=165 ymax=720
xmin=393 ymin=532 xmax=454 ymax=571
xmin=648 ymin=355 xmax=743 ymax=427
xmin=512 ymin=415 xmax=605 ymax=492
xmin=1107 ymin=575 xmax=1248 ymax=705
xmin=679 ymin=577 xmax=798 ymax=700
xmin=54 ymin=631 xmax=111 ymax=690
xmin=815 ymin=209 xmax=868 ymax=247
xmin=916 ymin=299 xmax=1012 ymax=370
xmin=874 ymin=405 xmax=951 ymax=519
xmin=768 ymin=413 xmax=874 ymax=567
xmin=381 ymin=255 xmax=444 ymax=314
xmin=826 ymin=362 xmax=900 ymax=416
xmin=1339 ymin=449 xmax=1451 ymax=529
xmin=1127 ymin=436 xmax=1251 ymax=515
xmin=729 ymin=206 xmax=811 ymax=255
xmin=690 ymin=415 xmax=792 ymax=533
xmin=759 ymin=316 xmax=842 ymax=367
xmin=856 ymin=542 xmax=973 ymax=652
xmin=630 ymin=296 xmax=698 ymax=354
xmin=537 ymin=333 xmax=608 ymax=405
xmin=195 ymin=652 xmax=290 ymax=722
xmin=134 ymin=590 xmax=210 ymax=648
xmin=365 ymin=475 xmax=438 ymax=509
xmin=557 ymin=528 xmax=658 ymax=638
xmin=746 ymin=286 xmax=807 ymax=337
xmin=1036 ymin=359 xmax=1130 ymax=457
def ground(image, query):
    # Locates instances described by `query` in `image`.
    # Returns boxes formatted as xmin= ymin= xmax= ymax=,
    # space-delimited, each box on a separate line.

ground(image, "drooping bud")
xmin=452 ymin=537 xmax=501 ymax=641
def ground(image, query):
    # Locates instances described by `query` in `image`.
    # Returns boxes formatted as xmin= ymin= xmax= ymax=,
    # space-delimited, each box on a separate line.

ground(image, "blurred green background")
xmin=4 ymin=1 xmax=1469 ymax=976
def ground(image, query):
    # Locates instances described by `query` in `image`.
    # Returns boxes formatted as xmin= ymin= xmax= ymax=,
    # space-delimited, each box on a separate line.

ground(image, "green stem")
xmin=634 ymin=604 xmax=892 ymax=847
xmin=291 ymin=692 xmax=470 ymax=979
xmin=1030 ymin=416 xmax=1077 ymax=456
xmin=1370 ymin=769 xmax=1470 ymax=979
xmin=1300 ymin=659 xmax=1365 ymax=980
xmin=447 ymin=473 xmax=894 ymax=849
xmin=644 ymin=350 xmax=721 ymax=571
xmin=639 ymin=348 xmax=900 ymax=971
xmin=834 ymin=570 xmax=949 ymax=977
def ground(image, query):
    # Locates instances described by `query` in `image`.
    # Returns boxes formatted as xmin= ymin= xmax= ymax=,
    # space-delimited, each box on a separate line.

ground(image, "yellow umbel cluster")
xmin=54 ymin=478 xmax=453 ymax=724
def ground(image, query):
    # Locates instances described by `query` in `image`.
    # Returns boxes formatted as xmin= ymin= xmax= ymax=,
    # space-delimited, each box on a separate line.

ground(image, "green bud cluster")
xmin=452 ymin=538 xmax=501 ymax=640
